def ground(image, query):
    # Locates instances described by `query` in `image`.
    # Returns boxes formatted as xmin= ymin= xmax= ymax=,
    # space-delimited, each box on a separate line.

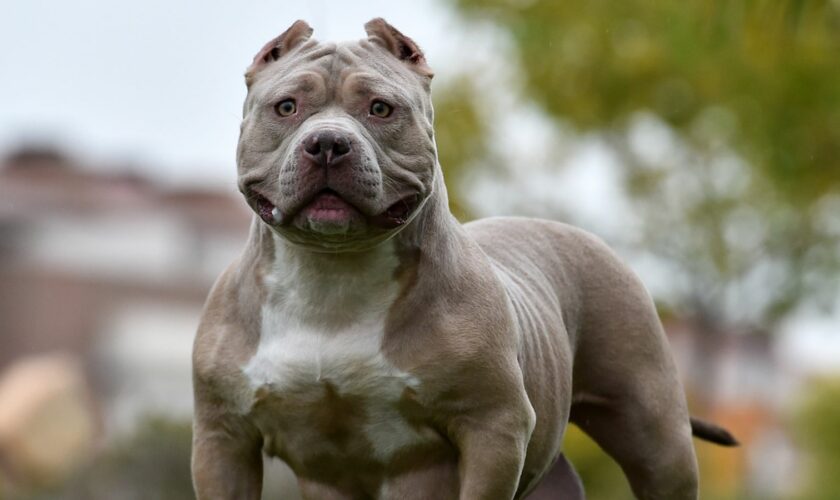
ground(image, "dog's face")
xmin=237 ymin=19 xmax=436 ymax=252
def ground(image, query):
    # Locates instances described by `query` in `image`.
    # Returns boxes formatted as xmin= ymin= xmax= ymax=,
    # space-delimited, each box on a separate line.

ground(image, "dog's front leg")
xmin=191 ymin=414 xmax=263 ymax=499
xmin=191 ymin=382 xmax=263 ymax=500
xmin=449 ymin=401 xmax=536 ymax=500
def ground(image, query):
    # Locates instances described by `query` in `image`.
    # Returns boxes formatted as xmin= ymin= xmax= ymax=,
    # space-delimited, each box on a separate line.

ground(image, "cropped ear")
xmin=364 ymin=18 xmax=433 ymax=78
xmin=246 ymin=20 xmax=313 ymax=85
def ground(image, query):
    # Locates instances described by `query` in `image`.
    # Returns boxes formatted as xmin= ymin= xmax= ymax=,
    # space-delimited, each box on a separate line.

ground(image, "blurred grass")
xmin=791 ymin=378 xmax=840 ymax=499
xmin=562 ymin=426 xmax=632 ymax=500
xmin=21 ymin=417 xmax=194 ymax=500
xmin=11 ymin=416 xmax=303 ymax=500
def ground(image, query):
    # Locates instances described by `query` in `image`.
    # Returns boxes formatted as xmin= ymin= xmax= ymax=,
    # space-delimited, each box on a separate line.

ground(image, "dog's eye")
xmin=275 ymin=99 xmax=297 ymax=117
xmin=370 ymin=100 xmax=393 ymax=118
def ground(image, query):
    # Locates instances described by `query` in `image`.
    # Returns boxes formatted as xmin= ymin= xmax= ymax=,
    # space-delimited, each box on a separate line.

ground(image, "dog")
xmin=191 ymin=18 xmax=736 ymax=499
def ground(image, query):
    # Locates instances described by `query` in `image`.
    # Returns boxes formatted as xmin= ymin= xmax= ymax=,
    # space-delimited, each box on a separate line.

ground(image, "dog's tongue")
xmin=301 ymin=191 xmax=357 ymax=225
xmin=308 ymin=192 xmax=351 ymax=210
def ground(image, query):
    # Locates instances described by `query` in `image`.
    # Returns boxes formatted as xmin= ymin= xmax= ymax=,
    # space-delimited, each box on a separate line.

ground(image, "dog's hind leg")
xmin=568 ymin=392 xmax=698 ymax=499
xmin=560 ymin=235 xmax=701 ymax=499
xmin=567 ymin=331 xmax=700 ymax=500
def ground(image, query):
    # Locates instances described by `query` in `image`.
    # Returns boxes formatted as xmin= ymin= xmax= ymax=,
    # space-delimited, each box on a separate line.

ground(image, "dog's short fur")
xmin=191 ymin=19 xmax=734 ymax=500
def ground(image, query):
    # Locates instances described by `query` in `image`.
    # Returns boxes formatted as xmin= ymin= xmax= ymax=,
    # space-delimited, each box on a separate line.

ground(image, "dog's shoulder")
xmin=193 ymin=258 xmax=262 ymax=399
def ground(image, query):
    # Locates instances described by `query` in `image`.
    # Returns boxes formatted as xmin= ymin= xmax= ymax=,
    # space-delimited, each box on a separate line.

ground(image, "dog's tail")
xmin=690 ymin=417 xmax=739 ymax=446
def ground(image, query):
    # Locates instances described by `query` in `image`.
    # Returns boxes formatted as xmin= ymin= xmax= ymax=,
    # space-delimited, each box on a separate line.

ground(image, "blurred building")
xmin=0 ymin=147 xmax=250 ymax=438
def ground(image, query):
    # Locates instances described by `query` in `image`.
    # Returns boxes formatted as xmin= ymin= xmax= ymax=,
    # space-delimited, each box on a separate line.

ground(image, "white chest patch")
xmin=241 ymin=239 xmax=435 ymax=462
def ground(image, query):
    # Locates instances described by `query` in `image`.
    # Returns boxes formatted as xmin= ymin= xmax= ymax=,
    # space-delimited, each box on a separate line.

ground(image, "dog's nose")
xmin=302 ymin=130 xmax=351 ymax=168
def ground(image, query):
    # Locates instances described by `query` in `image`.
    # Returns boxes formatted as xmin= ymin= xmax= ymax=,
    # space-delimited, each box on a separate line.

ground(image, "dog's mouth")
xmin=256 ymin=195 xmax=284 ymax=225
xmin=253 ymin=190 xmax=421 ymax=230
xmin=369 ymin=193 xmax=421 ymax=229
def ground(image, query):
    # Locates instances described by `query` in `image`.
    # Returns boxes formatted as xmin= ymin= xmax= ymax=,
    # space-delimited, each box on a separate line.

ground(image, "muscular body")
xmin=192 ymin=18 xmax=733 ymax=500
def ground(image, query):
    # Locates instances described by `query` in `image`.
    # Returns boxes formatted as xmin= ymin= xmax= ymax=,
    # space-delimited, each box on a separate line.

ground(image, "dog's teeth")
xmin=271 ymin=207 xmax=283 ymax=223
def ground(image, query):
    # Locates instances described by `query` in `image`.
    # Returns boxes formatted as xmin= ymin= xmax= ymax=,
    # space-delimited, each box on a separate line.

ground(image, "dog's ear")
xmin=246 ymin=20 xmax=313 ymax=85
xmin=364 ymin=18 xmax=433 ymax=78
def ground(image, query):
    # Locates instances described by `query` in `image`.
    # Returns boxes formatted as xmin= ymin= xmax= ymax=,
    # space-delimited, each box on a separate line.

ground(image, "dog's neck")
xmin=392 ymin=170 xmax=462 ymax=256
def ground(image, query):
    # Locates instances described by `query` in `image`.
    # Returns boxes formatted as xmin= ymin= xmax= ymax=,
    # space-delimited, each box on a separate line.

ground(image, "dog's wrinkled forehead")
xmin=243 ymin=18 xmax=433 ymax=119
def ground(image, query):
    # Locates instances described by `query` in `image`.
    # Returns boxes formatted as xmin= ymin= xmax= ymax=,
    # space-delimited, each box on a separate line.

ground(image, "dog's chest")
xmin=241 ymin=252 xmax=441 ymax=466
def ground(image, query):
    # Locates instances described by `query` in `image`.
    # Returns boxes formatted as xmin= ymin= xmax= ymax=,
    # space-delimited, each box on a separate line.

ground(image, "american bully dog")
xmin=191 ymin=18 xmax=736 ymax=500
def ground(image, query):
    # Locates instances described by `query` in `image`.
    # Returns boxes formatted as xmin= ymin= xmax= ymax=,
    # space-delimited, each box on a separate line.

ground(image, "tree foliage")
xmin=432 ymin=77 xmax=490 ymax=220
xmin=453 ymin=0 xmax=840 ymax=200
xmin=441 ymin=0 xmax=840 ymax=330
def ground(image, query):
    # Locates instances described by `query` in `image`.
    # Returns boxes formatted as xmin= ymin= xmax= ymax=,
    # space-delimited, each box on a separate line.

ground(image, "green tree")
xmin=440 ymin=0 xmax=840 ymax=331
xmin=433 ymin=77 xmax=491 ymax=220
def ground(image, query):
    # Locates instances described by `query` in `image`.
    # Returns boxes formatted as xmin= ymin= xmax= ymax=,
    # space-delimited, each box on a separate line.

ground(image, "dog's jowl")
xmin=191 ymin=18 xmax=736 ymax=500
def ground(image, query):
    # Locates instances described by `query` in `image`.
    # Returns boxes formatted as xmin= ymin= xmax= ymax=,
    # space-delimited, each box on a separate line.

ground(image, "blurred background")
xmin=1 ymin=0 xmax=838 ymax=498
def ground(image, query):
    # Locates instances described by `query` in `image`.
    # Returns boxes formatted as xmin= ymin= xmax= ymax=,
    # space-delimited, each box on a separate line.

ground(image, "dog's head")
xmin=237 ymin=19 xmax=437 ymax=252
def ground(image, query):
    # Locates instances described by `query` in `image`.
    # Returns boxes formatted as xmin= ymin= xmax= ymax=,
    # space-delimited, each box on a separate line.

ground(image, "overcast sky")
xmin=0 ymin=0 xmax=460 ymax=186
